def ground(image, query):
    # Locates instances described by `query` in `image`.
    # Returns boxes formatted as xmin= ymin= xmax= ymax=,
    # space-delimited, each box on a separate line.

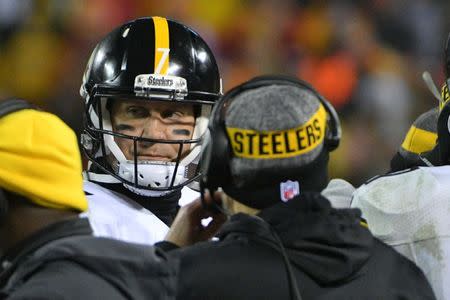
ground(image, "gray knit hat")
xmin=223 ymin=84 xmax=330 ymax=207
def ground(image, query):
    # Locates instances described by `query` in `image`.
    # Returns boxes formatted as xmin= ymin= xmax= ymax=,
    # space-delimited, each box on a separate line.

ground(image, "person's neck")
xmin=223 ymin=194 xmax=260 ymax=216
xmin=0 ymin=204 xmax=78 ymax=256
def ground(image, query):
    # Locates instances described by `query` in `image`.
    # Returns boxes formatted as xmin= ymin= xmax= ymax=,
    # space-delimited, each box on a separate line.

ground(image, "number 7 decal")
xmin=155 ymin=47 xmax=170 ymax=74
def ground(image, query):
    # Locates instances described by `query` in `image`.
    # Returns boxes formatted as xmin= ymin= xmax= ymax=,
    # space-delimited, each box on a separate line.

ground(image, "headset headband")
xmin=214 ymin=75 xmax=341 ymax=149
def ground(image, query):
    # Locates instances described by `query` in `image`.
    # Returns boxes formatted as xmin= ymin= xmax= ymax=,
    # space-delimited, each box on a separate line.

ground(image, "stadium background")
xmin=0 ymin=0 xmax=449 ymax=186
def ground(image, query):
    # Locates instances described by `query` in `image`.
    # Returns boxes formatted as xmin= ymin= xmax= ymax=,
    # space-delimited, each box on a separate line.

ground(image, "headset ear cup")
xmin=199 ymin=105 xmax=232 ymax=213
xmin=213 ymin=119 xmax=232 ymax=187
xmin=438 ymin=101 xmax=450 ymax=164
xmin=316 ymin=93 xmax=341 ymax=152
xmin=324 ymin=117 xmax=340 ymax=151
xmin=204 ymin=117 xmax=232 ymax=190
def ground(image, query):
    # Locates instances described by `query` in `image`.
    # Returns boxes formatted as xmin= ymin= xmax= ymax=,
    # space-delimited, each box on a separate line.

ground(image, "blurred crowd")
xmin=0 ymin=0 xmax=449 ymax=186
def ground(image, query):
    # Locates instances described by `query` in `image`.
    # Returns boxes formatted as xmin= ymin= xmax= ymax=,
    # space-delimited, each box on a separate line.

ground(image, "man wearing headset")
xmin=158 ymin=75 xmax=435 ymax=299
xmin=79 ymin=16 xmax=222 ymax=245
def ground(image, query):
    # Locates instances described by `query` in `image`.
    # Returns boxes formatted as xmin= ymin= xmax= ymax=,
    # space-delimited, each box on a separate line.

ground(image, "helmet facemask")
xmin=82 ymin=88 xmax=213 ymax=196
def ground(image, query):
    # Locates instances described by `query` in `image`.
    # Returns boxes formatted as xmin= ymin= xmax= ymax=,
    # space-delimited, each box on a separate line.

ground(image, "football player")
xmin=79 ymin=16 xmax=222 ymax=244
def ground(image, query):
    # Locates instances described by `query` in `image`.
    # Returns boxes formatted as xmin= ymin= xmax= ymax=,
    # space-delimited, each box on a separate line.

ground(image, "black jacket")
xmin=0 ymin=218 xmax=178 ymax=299
xmin=164 ymin=193 xmax=435 ymax=300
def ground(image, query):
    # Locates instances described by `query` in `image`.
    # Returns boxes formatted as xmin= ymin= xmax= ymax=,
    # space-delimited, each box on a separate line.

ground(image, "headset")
xmin=0 ymin=99 xmax=37 ymax=220
xmin=200 ymin=74 xmax=341 ymax=205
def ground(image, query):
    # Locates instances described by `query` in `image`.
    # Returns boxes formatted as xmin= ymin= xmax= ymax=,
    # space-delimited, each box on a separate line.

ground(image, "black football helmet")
xmin=80 ymin=16 xmax=222 ymax=196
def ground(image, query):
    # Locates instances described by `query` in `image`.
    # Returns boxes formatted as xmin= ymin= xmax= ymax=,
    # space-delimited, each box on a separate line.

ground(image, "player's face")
xmin=110 ymin=99 xmax=195 ymax=162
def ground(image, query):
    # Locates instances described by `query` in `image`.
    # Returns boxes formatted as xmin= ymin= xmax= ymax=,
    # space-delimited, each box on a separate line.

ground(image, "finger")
xmin=172 ymin=199 xmax=201 ymax=226
xmin=200 ymin=213 xmax=227 ymax=240
xmin=203 ymin=190 xmax=224 ymax=215
xmin=185 ymin=197 xmax=203 ymax=212
xmin=213 ymin=190 xmax=223 ymax=204
xmin=185 ymin=197 xmax=214 ymax=221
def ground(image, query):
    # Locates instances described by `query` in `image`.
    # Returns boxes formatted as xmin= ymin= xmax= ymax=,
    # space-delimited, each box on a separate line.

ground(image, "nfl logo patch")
xmin=280 ymin=180 xmax=300 ymax=202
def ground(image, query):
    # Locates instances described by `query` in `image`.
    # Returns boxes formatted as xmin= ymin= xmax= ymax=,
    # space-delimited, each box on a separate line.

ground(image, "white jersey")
xmin=321 ymin=178 xmax=355 ymax=209
xmin=80 ymin=180 xmax=199 ymax=245
xmin=351 ymin=166 xmax=450 ymax=300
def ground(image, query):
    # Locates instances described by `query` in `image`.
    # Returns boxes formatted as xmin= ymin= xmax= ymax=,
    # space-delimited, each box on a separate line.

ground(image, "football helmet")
xmin=80 ymin=17 xmax=222 ymax=196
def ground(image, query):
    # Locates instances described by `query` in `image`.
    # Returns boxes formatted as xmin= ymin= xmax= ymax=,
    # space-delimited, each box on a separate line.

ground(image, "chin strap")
xmin=84 ymin=159 xmax=199 ymax=196
xmin=84 ymin=170 xmax=177 ymax=197
xmin=83 ymin=170 xmax=175 ymax=197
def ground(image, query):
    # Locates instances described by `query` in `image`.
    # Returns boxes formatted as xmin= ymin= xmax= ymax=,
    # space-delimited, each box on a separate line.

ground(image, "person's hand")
xmin=164 ymin=191 xmax=227 ymax=247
